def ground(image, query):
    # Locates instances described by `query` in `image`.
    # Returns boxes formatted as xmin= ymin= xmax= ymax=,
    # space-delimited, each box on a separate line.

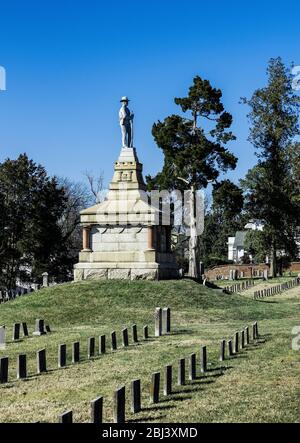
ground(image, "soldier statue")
xmin=119 ymin=96 xmax=134 ymax=148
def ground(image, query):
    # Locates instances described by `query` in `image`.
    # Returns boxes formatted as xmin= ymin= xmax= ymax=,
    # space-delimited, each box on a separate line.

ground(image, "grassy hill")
xmin=0 ymin=279 xmax=300 ymax=423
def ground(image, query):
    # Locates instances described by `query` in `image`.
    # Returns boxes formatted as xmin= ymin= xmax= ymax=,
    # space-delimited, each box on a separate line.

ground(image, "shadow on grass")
xmin=159 ymin=394 xmax=193 ymax=403
xmin=244 ymin=344 xmax=264 ymax=352
xmin=127 ymin=382 xmax=207 ymax=423
xmin=138 ymin=345 xmax=263 ymax=422
xmin=128 ymin=416 xmax=166 ymax=423
xmin=169 ymin=329 xmax=194 ymax=336
xmin=256 ymin=338 xmax=267 ymax=344
xmin=128 ymin=322 xmax=269 ymax=423
xmin=6 ymin=339 xmax=25 ymax=345
xmin=172 ymin=379 xmax=215 ymax=396
xmin=206 ymin=365 xmax=232 ymax=373
xmin=228 ymin=354 xmax=248 ymax=359
xmin=0 ymin=383 xmax=15 ymax=389
xmin=127 ymin=403 xmax=176 ymax=423
xmin=144 ymin=404 xmax=175 ymax=412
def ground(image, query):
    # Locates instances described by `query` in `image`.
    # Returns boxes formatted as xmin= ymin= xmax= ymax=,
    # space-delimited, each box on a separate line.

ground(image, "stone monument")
xmin=73 ymin=97 xmax=179 ymax=281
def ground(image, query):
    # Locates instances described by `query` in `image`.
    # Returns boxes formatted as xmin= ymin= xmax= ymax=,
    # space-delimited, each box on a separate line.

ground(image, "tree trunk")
xmin=270 ymin=241 xmax=277 ymax=278
xmin=188 ymin=186 xmax=200 ymax=279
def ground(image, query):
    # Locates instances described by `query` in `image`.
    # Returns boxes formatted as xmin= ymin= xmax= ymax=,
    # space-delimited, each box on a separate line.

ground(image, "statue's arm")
xmin=119 ymin=108 xmax=126 ymax=125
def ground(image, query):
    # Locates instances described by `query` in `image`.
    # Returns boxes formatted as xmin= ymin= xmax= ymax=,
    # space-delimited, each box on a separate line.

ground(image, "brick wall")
xmin=204 ymin=263 xmax=269 ymax=280
xmin=204 ymin=262 xmax=300 ymax=280
xmin=286 ymin=262 xmax=300 ymax=273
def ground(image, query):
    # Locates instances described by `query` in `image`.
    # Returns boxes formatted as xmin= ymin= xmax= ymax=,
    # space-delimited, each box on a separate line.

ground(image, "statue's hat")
xmin=120 ymin=96 xmax=130 ymax=102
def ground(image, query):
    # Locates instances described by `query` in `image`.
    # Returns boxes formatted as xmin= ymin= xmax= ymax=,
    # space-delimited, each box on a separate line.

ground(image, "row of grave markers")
xmin=219 ymin=322 xmax=259 ymax=360
xmin=0 ymin=323 xmax=152 ymax=384
xmin=0 ymin=308 xmax=172 ymax=384
xmin=254 ymin=277 xmax=300 ymax=299
xmin=0 ymin=273 xmax=52 ymax=305
xmin=224 ymin=280 xmax=255 ymax=294
xmin=58 ymin=321 xmax=260 ymax=423
xmin=0 ymin=319 xmax=50 ymax=345
xmin=0 ymin=287 xmax=35 ymax=304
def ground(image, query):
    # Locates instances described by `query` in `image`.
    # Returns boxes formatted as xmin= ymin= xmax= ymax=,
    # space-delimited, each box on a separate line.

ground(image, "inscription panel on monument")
xmin=91 ymin=227 xmax=148 ymax=252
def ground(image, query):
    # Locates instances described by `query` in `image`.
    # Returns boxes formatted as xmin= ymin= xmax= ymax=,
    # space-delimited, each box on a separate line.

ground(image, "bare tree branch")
xmin=83 ymin=170 xmax=105 ymax=204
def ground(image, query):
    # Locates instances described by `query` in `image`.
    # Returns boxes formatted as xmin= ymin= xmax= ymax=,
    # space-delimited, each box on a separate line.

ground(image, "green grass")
xmin=0 ymin=279 xmax=300 ymax=423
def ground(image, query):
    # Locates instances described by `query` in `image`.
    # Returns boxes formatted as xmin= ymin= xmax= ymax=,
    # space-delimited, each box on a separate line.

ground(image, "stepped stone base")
xmin=74 ymin=263 xmax=178 ymax=281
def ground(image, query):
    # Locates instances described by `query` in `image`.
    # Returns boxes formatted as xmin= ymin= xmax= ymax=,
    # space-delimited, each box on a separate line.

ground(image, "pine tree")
xmin=241 ymin=58 xmax=300 ymax=276
xmin=147 ymin=76 xmax=237 ymax=277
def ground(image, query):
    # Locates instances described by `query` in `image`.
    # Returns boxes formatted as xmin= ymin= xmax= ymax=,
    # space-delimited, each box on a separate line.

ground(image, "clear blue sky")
xmin=1 ymin=0 xmax=299 ymax=189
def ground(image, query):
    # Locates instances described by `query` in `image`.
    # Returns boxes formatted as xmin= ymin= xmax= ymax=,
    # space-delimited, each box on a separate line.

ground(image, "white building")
xmin=228 ymin=220 xmax=264 ymax=262
xmin=228 ymin=231 xmax=248 ymax=262
xmin=228 ymin=220 xmax=300 ymax=263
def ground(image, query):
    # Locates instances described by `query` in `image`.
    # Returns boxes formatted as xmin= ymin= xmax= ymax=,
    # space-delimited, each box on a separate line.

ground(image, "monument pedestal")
xmin=74 ymin=147 xmax=179 ymax=281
